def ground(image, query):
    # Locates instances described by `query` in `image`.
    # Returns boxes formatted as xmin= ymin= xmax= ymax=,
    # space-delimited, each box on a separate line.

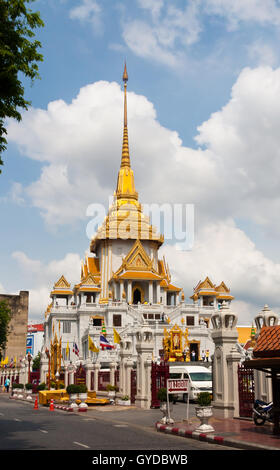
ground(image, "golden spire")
xmin=116 ymin=63 xmax=138 ymax=201
xmin=121 ymin=62 xmax=130 ymax=168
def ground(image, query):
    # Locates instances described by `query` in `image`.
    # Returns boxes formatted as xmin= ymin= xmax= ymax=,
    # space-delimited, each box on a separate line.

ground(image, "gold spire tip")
xmin=123 ymin=63 xmax=128 ymax=83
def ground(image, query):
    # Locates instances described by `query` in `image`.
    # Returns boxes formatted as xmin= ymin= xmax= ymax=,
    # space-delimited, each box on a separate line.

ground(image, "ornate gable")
xmin=115 ymin=240 xmax=153 ymax=275
xmin=196 ymin=276 xmax=215 ymax=291
xmin=54 ymin=275 xmax=71 ymax=289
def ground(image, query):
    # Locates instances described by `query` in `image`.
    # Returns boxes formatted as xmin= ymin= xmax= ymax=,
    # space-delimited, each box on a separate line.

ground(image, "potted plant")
xmin=118 ymin=395 xmax=131 ymax=406
xmin=25 ymin=383 xmax=33 ymax=400
xmin=37 ymin=382 xmax=46 ymax=391
xmin=50 ymin=381 xmax=56 ymax=390
xmin=195 ymin=392 xmax=214 ymax=433
xmin=106 ymin=384 xmax=118 ymax=398
xmin=16 ymin=383 xmax=24 ymax=399
xmin=12 ymin=383 xmax=20 ymax=397
xmin=66 ymin=384 xmax=80 ymax=410
xmin=157 ymin=387 xmax=173 ymax=424
xmin=77 ymin=384 xmax=88 ymax=411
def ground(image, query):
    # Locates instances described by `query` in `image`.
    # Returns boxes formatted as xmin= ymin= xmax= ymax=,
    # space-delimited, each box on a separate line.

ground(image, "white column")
xmin=149 ymin=281 xmax=153 ymax=304
xmin=128 ymin=281 xmax=132 ymax=304
xmin=94 ymin=363 xmax=100 ymax=392
xmin=157 ymin=283 xmax=161 ymax=304
xmin=120 ymin=281 xmax=124 ymax=302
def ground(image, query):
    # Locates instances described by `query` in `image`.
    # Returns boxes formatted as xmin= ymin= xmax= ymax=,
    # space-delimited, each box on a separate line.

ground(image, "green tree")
xmin=0 ymin=300 xmax=11 ymax=360
xmin=32 ymin=351 xmax=41 ymax=370
xmin=0 ymin=0 xmax=44 ymax=172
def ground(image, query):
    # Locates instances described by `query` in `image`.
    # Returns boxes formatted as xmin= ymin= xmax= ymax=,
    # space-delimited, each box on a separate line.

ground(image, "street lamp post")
xmin=27 ymin=352 xmax=32 ymax=384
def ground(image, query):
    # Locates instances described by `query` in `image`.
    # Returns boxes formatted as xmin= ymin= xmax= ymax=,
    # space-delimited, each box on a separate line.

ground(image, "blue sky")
xmin=2 ymin=0 xmax=280 ymax=322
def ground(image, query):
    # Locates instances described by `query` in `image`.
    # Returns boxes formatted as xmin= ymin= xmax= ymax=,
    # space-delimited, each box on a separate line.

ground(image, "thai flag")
xmin=100 ymin=335 xmax=114 ymax=350
xmin=73 ymin=342 xmax=79 ymax=356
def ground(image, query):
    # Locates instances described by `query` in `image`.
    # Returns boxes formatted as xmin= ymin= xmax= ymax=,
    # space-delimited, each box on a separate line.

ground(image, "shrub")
xmin=157 ymin=387 xmax=167 ymax=402
xmin=121 ymin=395 xmax=130 ymax=401
xmin=25 ymin=383 xmax=33 ymax=390
xmin=106 ymin=384 xmax=117 ymax=392
xmin=66 ymin=384 xmax=81 ymax=394
xmin=37 ymin=382 xmax=46 ymax=391
xmin=197 ymin=392 xmax=212 ymax=407
xmin=78 ymin=384 xmax=88 ymax=394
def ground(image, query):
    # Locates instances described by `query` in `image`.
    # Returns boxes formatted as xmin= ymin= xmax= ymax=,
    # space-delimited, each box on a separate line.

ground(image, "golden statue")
xmin=163 ymin=324 xmax=190 ymax=362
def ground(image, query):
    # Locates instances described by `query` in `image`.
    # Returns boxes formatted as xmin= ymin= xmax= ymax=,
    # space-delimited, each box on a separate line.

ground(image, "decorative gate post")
xmin=109 ymin=361 xmax=117 ymax=387
xmin=93 ymin=362 xmax=100 ymax=393
xmin=253 ymin=305 xmax=278 ymax=403
xmin=119 ymin=337 xmax=133 ymax=397
xmin=85 ymin=360 xmax=94 ymax=391
xmin=135 ymin=324 xmax=154 ymax=409
xmin=211 ymin=303 xmax=241 ymax=418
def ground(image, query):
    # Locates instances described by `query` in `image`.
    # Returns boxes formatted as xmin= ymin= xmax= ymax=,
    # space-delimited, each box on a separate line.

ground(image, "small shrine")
xmin=163 ymin=324 xmax=190 ymax=362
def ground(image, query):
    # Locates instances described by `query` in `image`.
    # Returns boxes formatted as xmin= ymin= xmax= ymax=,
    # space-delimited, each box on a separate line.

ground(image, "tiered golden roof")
xmin=190 ymin=277 xmax=234 ymax=301
xmin=90 ymin=64 xmax=164 ymax=253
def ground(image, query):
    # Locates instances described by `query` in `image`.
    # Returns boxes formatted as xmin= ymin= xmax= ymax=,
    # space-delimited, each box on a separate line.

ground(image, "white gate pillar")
xmin=211 ymin=303 xmax=241 ymax=418
xmin=135 ymin=324 xmax=154 ymax=409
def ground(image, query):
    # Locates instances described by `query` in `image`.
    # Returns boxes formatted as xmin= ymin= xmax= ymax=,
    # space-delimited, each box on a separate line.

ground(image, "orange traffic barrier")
xmin=49 ymin=399 xmax=54 ymax=411
xmin=34 ymin=397 xmax=38 ymax=410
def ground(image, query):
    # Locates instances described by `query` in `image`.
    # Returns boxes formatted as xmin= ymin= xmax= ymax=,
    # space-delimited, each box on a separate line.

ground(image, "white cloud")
xmin=12 ymin=251 xmax=81 ymax=321
xmin=122 ymin=1 xmax=202 ymax=67
xmin=247 ymin=41 xmax=278 ymax=67
xmin=203 ymin=0 xmax=280 ymax=30
xmin=69 ymin=0 xmax=103 ymax=34
xmin=161 ymin=219 xmax=280 ymax=323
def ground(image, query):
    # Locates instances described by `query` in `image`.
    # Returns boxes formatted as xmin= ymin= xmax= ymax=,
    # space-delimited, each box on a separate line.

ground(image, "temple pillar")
xmin=128 ymin=281 xmax=132 ymax=304
xmin=135 ymin=324 xmax=154 ymax=409
xmin=93 ymin=362 xmax=100 ymax=392
xmin=149 ymin=281 xmax=153 ymax=304
xmin=211 ymin=303 xmax=241 ymax=418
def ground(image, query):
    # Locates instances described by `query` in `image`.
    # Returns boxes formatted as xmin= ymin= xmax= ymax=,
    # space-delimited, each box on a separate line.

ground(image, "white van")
xmin=169 ymin=365 xmax=212 ymax=402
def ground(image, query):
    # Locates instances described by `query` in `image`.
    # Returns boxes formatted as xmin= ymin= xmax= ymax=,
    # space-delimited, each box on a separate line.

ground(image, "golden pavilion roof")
xmin=50 ymin=275 xmax=73 ymax=296
xmin=190 ymin=277 xmax=234 ymax=300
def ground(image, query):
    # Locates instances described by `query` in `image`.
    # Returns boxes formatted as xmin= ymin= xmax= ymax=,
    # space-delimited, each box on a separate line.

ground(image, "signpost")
xmin=167 ymin=378 xmax=190 ymax=423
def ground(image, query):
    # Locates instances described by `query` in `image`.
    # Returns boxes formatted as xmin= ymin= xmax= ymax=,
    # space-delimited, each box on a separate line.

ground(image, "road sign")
xmin=167 ymin=379 xmax=189 ymax=394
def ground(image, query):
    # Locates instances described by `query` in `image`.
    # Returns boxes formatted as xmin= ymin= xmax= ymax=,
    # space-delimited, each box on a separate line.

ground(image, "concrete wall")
xmin=0 ymin=291 xmax=29 ymax=359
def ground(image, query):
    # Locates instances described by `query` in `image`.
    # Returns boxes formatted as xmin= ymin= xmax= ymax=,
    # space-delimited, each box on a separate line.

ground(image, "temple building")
xmin=41 ymin=66 xmax=234 ymax=377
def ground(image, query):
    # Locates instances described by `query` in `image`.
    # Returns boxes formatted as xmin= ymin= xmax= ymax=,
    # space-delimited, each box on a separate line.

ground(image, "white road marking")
xmin=114 ymin=424 xmax=128 ymax=428
xmin=14 ymin=418 xmax=22 ymax=422
xmin=73 ymin=441 xmax=90 ymax=449
xmin=40 ymin=430 xmax=48 ymax=433
xmin=0 ymin=413 xmax=4 ymax=416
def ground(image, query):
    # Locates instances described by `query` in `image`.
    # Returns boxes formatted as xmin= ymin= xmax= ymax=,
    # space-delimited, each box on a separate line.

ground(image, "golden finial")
xmin=123 ymin=62 xmax=128 ymax=83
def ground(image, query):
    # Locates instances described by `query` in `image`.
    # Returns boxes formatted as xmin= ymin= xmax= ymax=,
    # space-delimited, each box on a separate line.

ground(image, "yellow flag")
xmin=113 ymin=328 xmax=121 ymax=344
xmin=88 ymin=335 xmax=99 ymax=353
xmin=66 ymin=342 xmax=69 ymax=358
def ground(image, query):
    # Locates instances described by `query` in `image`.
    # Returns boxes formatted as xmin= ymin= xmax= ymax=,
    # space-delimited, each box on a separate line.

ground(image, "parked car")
xmin=169 ymin=365 xmax=212 ymax=402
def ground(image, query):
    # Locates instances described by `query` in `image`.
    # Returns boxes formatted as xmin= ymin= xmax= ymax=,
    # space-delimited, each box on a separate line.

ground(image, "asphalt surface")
xmin=0 ymin=394 xmax=237 ymax=451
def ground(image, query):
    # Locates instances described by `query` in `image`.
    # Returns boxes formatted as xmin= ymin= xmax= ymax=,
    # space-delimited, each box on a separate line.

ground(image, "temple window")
xmin=93 ymin=318 xmax=102 ymax=326
xmin=186 ymin=316 xmax=195 ymax=326
xmin=62 ymin=321 xmax=71 ymax=334
xmin=113 ymin=314 xmax=122 ymax=327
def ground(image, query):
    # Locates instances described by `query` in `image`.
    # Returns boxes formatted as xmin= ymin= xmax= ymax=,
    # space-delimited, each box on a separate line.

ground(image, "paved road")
xmin=0 ymin=394 xmax=237 ymax=451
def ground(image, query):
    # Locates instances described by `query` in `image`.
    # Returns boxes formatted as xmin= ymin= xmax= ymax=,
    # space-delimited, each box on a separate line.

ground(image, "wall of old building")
xmin=0 ymin=291 xmax=29 ymax=359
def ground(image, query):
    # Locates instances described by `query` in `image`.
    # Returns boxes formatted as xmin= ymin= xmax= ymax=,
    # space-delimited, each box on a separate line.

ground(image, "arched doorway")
xmin=133 ymin=288 xmax=142 ymax=304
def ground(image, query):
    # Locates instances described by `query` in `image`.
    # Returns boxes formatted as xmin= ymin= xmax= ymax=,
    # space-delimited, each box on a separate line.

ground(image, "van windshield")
xmin=189 ymin=372 xmax=212 ymax=382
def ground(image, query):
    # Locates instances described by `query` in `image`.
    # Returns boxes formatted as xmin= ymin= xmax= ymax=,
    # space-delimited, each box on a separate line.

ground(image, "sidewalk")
xmin=156 ymin=415 xmax=280 ymax=451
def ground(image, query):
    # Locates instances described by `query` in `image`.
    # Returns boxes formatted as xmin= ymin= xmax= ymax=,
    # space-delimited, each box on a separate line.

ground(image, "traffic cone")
xmin=34 ymin=397 xmax=38 ymax=410
xmin=49 ymin=399 xmax=54 ymax=411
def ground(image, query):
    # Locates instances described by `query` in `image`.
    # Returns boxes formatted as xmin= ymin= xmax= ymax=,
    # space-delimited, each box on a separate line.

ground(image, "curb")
xmin=155 ymin=423 xmax=280 ymax=451
xmin=9 ymin=395 xmax=87 ymax=413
